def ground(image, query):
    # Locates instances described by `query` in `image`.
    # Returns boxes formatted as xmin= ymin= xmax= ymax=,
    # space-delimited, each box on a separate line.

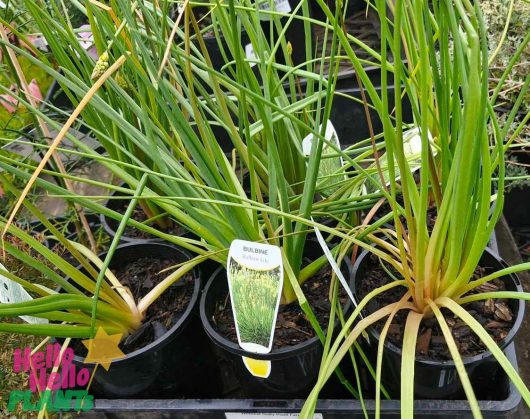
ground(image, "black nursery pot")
xmin=200 ymin=251 xmax=354 ymax=399
xmin=71 ymin=242 xmax=217 ymax=399
xmin=351 ymin=247 xmax=525 ymax=400
xmin=44 ymin=79 xmax=73 ymax=110
xmin=100 ymin=189 xmax=198 ymax=246
xmin=503 ymin=185 xmax=530 ymax=230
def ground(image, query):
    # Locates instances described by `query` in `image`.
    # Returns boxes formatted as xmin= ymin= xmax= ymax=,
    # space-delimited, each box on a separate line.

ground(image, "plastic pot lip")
xmin=70 ymin=241 xmax=201 ymax=365
xmin=352 ymin=246 xmax=526 ymax=368
xmin=200 ymin=257 xmax=354 ymax=361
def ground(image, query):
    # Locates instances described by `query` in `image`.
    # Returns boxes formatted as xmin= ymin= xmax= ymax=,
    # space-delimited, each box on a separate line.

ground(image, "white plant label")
xmin=245 ymin=43 xmax=258 ymax=68
xmin=257 ymin=0 xmax=292 ymax=21
xmin=312 ymin=223 xmax=369 ymax=342
xmin=370 ymin=127 xmax=434 ymax=187
xmin=302 ymin=120 xmax=345 ymax=196
xmin=0 ymin=263 xmax=48 ymax=324
xmin=400 ymin=127 xmax=430 ymax=174
xmin=31 ymin=37 xmax=49 ymax=51
xmin=226 ymin=414 xmax=323 ymax=419
xmin=227 ymin=240 xmax=283 ymax=378
xmin=311 ymin=222 xmax=356 ymax=308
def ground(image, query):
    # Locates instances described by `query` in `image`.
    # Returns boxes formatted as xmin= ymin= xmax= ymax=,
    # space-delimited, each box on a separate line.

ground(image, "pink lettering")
xmin=13 ymin=347 xmax=31 ymax=373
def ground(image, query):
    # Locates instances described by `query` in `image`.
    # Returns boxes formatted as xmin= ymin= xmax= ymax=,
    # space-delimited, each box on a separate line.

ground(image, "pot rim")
xmin=351 ymin=246 xmax=525 ymax=367
xmin=71 ymin=241 xmax=201 ymax=365
xmin=200 ymin=256 xmax=354 ymax=361
xmin=100 ymin=187 xmax=140 ymax=243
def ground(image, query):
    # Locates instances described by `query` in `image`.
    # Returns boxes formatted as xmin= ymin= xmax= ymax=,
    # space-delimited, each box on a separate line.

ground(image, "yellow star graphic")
xmin=82 ymin=327 xmax=126 ymax=371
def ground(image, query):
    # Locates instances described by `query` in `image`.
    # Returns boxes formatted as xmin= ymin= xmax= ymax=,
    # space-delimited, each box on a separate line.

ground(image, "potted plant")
xmin=299 ymin=0 xmax=530 ymax=416
xmin=0 ymin=193 xmax=214 ymax=399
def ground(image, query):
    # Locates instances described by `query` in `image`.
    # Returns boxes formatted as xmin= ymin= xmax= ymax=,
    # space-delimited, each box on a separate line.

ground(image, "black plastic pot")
xmin=44 ymin=79 xmax=73 ymax=111
xmin=100 ymin=189 xmax=139 ymax=243
xmin=503 ymin=186 xmax=530 ymax=230
xmin=81 ymin=362 xmax=524 ymax=417
xmin=200 ymin=250 xmax=354 ymax=399
xmin=351 ymin=247 xmax=525 ymax=400
xmin=70 ymin=242 xmax=218 ymax=399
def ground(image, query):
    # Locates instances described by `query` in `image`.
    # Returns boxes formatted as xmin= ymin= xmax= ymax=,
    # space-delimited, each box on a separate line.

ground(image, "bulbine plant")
xmin=299 ymin=0 xmax=530 ymax=417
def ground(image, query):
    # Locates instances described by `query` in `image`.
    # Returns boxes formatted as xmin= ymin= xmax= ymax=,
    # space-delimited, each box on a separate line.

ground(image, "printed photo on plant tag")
xmin=302 ymin=120 xmax=345 ymax=196
xmin=227 ymin=240 xmax=283 ymax=354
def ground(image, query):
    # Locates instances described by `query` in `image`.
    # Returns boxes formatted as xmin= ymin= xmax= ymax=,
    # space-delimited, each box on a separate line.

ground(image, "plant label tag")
xmin=245 ymin=43 xmax=258 ymax=68
xmin=228 ymin=240 xmax=283 ymax=353
xmin=364 ymin=127 xmax=434 ymax=192
xmin=302 ymin=120 xmax=345 ymax=196
xmin=311 ymin=223 xmax=356 ymax=307
xmin=401 ymin=127 xmax=432 ymax=174
xmin=31 ymin=36 xmax=49 ymax=51
xmin=0 ymin=263 xmax=48 ymax=324
xmin=226 ymin=414 xmax=323 ymax=419
xmin=227 ymin=240 xmax=283 ymax=377
xmin=312 ymin=223 xmax=369 ymax=342
xmin=242 ymin=356 xmax=271 ymax=378
xmin=257 ymin=0 xmax=292 ymax=21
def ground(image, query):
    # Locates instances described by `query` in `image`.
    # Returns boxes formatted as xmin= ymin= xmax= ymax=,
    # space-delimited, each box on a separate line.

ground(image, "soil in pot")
xmin=71 ymin=256 xmax=195 ymax=356
xmin=358 ymin=254 xmax=514 ymax=361
xmin=356 ymin=251 xmax=520 ymax=400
